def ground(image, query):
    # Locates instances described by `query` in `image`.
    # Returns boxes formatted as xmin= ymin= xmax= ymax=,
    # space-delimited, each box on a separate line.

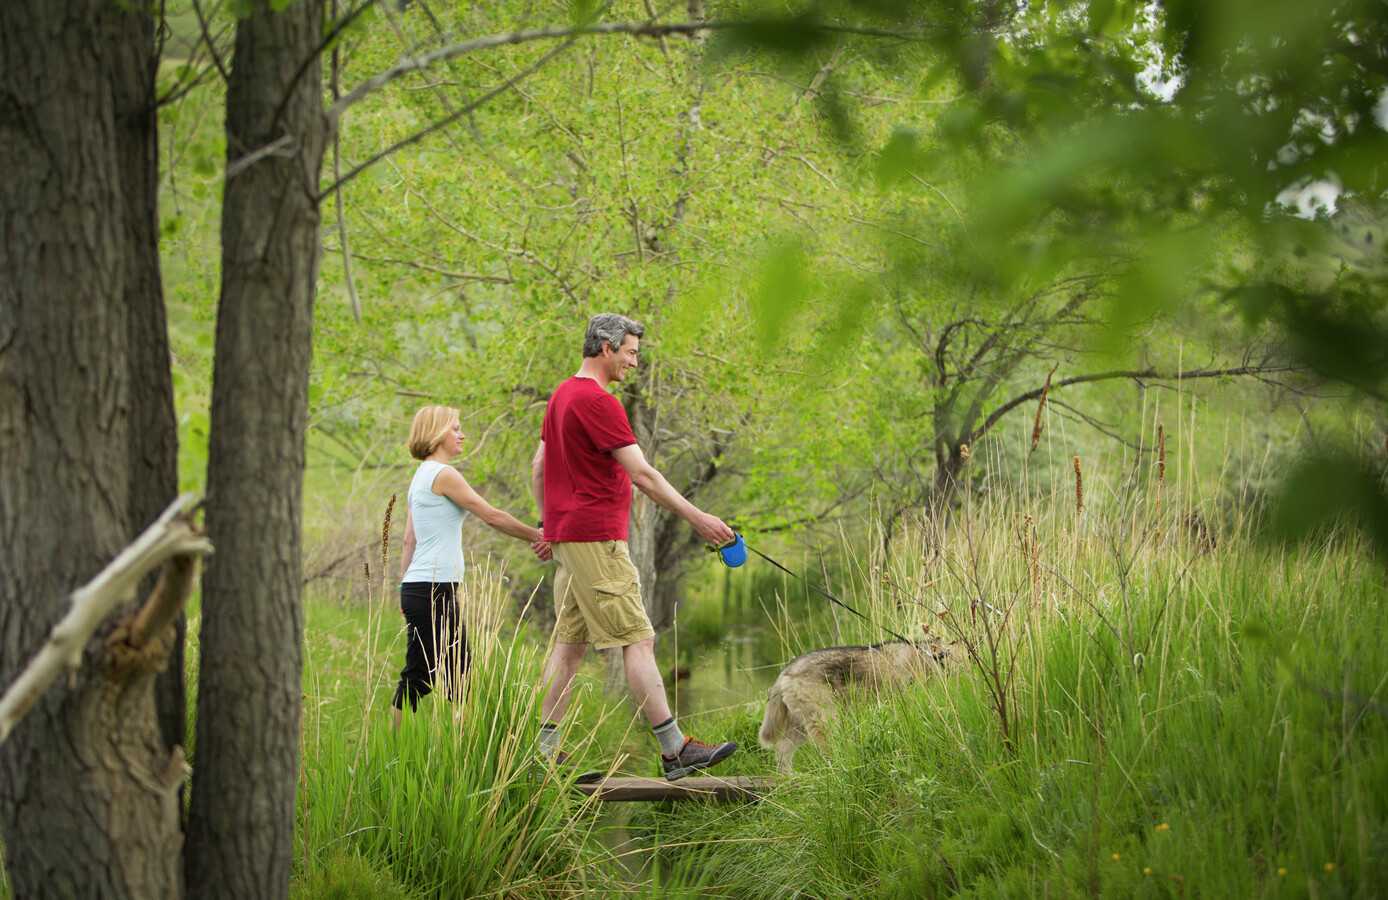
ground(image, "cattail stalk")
xmin=380 ymin=492 xmax=396 ymax=584
xmin=1030 ymin=363 xmax=1059 ymax=455
xmin=1073 ymin=456 xmax=1084 ymax=516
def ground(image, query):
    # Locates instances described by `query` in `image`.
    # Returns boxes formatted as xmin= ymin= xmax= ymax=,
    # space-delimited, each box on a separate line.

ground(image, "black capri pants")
xmin=393 ymin=581 xmax=471 ymax=712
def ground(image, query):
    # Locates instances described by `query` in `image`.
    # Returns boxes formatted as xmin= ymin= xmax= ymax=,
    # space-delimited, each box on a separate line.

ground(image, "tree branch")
xmin=973 ymin=363 xmax=1301 ymax=445
xmin=329 ymin=19 xmax=930 ymax=120
xmin=318 ymin=33 xmax=577 ymax=198
xmin=0 ymin=495 xmax=213 ymax=745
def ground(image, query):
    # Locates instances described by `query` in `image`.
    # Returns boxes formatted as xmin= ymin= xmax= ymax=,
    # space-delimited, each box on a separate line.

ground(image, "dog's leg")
xmin=774 ymin=734 xmax=802 ymax=774
xmin=759 ymin=688 xmax=789 ymax=751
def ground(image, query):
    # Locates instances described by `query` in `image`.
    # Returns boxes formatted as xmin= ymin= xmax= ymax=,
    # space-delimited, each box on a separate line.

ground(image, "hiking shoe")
xmin=537 ymin=750 xmax=605 ymax=785
xmin=661 ymin=736 xmax=738 ymax=781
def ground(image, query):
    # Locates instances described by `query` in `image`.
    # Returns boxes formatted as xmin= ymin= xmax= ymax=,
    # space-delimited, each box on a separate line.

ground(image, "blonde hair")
xmin=408 ymin=406 xmax=460 ymax=460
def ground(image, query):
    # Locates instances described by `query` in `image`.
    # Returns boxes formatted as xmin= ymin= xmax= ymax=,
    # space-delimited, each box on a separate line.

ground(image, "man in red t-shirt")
xmin=530 ymin=313 xmax=739 ymax=781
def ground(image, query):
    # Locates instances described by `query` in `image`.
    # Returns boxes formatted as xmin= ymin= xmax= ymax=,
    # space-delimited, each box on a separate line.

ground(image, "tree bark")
xmin=184 ymin=2 xmax=327 ymax=898
xmin=0 ymin=2 xmax=184 ymax=896
xmin=114 ymin=0 xmax=184 ymax=761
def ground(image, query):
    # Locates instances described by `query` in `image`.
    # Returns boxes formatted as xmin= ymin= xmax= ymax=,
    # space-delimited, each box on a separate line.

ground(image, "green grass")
xmin=637 ymin=501 xmax=1388 ymax=899
xmin=296 ymin=556 xmax=656 ymax=897
xmin=285 ymin=438 xmax=1388 ymax=898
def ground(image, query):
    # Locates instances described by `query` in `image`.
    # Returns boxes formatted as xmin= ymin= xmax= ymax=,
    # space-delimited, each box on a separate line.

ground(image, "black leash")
xmin=744 ymin=545 xmax=912 ymax=644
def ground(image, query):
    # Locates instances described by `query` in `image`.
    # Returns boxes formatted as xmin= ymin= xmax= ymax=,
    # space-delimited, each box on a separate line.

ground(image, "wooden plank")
xmin=571 ymin=775 xmax=777 ymax=803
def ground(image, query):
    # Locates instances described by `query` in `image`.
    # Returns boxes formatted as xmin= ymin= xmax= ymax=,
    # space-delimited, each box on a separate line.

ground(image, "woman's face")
xmin=440 ymin=420 xmax=464 ymax=458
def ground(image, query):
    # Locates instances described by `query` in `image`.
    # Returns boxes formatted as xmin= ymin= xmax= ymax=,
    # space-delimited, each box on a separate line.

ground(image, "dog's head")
xmin=922 ymin=639 xmax=966 ymax=670
xmin=914 ymin=624 xmax=966 ymax=670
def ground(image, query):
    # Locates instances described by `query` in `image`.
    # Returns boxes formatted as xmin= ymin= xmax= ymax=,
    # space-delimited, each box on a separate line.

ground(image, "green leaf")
xmin=875 ymin=127 xmax=919 ymax=191
xmin=568 ymin=0 xmax=597 ymax=26
xmin=752 ymin=241 xmax=809 ymax=350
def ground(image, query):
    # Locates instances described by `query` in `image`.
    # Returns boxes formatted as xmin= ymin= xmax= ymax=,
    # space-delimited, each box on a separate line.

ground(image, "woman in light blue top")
xmin=393 ymin=406 xmax=549 ymax=728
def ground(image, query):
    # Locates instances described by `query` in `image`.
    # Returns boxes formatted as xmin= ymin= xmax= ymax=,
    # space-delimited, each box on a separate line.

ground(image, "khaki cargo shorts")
xmin=551 ymin=540 xmax=655 ymax=650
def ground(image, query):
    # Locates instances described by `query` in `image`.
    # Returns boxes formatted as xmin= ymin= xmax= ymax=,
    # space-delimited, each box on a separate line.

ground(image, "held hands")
xmin=531 ymin=539 xmax=553 ymax=562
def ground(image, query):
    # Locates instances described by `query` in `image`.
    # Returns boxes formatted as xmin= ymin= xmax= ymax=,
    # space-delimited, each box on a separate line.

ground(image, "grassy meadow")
xmin=275 ymin=395 xmax=1388 ymax=900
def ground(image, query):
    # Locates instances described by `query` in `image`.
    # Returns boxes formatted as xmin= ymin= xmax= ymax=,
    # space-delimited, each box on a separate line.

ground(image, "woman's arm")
xmin=531 ymin=441 xmax=545 ymax=522
xmin=432 ymin=466 xmax=544 ymax=543
xmin=400 ymin=510 xmax=416 ymax=580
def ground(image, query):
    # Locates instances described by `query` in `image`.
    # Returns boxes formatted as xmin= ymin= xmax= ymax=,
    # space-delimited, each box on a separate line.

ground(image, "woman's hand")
xmin=531 ymin=539 xmax=553 ymax=562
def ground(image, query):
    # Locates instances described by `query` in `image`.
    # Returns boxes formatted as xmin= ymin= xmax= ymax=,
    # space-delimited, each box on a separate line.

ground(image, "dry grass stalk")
xmin=1073 ymin=456 xmax=1084 ymax=516
xmin=1018 ymin=514 xmax=1040 ymax=608
xmin=1156 ymin=424 xmax=1166 ymax=545
xmin=1030 ymin=363 xmax=1059 ymax=454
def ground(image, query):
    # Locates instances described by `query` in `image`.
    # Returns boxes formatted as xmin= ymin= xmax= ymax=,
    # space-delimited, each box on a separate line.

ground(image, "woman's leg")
xmin=395 ymin=583 xmax=439 ymax=716
xmin=430 ymin=583 xmax=470 ymax=703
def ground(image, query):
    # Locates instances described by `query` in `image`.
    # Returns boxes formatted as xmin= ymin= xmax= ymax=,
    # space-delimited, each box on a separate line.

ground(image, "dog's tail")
xmin=758 ymin=684 xmax=787 ymax=749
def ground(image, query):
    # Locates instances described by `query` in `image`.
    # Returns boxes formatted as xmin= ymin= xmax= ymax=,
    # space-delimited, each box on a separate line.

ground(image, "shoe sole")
xmin=664 ymin=742 xmax=737 ymax=781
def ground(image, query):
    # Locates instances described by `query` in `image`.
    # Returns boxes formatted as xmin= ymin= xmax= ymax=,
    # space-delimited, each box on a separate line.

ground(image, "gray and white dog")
xmin=758 ymin=638 xmax=964 ymax=773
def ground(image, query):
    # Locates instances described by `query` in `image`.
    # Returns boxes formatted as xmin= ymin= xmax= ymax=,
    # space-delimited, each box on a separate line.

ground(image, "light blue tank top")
xmin=402 ymin=460 xmax=467 ymax=584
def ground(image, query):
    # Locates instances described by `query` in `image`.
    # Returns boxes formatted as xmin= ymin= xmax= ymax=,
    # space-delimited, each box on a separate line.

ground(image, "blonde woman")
xmin=394 ymin=406 xmax=548 ymax=728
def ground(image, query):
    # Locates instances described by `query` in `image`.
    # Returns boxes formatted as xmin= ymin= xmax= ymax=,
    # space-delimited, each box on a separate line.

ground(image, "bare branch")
xmin=319 ymin=34 xmax=577 ymax=198
xmin=973 ymin=363 xmax=1302 ymax=445
xmin=191 ymin=0 xmax=231 ymax=84
xmin=226 ymin=134 xmax=295 ymax=180
xmin=330 ymin=19 xmax=931 ymax=120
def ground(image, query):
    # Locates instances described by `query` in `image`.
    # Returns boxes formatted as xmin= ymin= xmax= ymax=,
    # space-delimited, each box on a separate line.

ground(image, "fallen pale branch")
xmin=0 ymin=494 xmax=213 ymax=745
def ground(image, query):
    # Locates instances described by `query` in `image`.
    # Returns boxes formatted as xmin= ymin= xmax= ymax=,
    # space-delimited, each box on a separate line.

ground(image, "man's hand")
xmin=693 ymin=512 xmax=735 ymax=546
xmin=531 ymin=539 xmax=553 ymax=562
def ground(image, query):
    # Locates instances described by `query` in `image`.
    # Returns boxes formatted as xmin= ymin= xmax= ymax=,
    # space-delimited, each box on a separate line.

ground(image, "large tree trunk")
xmin=0 ymin=2 xmax=184 ymax=897
xmin=184 ymin=2 xmax=327 ymax=897
xmin=115 ymin=2 xmax=184 ymax=761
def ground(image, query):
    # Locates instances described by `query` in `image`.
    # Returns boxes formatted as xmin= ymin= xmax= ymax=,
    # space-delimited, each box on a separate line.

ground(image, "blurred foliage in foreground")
xmin=718 ymin=0 xmax=1388 ymax=551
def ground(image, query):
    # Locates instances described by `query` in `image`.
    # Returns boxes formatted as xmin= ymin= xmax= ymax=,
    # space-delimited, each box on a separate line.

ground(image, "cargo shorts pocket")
xmin=590 ymin=574 xmax=642 ymax=638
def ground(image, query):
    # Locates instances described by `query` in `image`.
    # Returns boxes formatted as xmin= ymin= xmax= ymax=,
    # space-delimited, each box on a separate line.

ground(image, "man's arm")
xmin=610 ymin=444 xmax=735 ymax=545
xmin=531 ymin=441 xmax=545 ymax=523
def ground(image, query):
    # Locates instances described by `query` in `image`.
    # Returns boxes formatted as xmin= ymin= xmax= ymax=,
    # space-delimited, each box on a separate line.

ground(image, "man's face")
xmin=605 ymin=334 xmax=641 ymax=382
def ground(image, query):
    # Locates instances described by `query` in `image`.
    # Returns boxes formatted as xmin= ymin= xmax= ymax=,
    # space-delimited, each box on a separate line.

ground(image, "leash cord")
xmin=746 ymin=546 xmax=911 ymax=644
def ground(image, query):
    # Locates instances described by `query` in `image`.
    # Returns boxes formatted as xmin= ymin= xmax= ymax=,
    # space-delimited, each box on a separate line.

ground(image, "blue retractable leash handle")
xmin=707 ymin=532 xmax=909 ymax=643
xmin=708 ymin=532 xmax=748 ymax=567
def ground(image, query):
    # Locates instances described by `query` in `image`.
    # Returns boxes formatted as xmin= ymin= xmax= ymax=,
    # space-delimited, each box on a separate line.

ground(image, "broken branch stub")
xmin=0 ymin=493 xmax=213 ymax=745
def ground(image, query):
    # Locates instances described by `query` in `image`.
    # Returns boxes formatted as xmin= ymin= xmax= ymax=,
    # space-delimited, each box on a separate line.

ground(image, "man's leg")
xmin=540 ymin=640 xmax=590 ymax=723
xmin=622 ymin=636 xmax=673 ymax=725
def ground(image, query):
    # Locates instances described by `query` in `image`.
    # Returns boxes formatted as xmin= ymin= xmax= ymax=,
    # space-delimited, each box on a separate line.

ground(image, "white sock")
xmin=652 ymin=716 xmax=686 ymax=756
xmin=537 ymin=720 xmax=561 ymax=759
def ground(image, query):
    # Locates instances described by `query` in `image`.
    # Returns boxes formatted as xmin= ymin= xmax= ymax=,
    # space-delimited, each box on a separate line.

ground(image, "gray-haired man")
xmin=531 ymin=313 xmax=738 ymax=781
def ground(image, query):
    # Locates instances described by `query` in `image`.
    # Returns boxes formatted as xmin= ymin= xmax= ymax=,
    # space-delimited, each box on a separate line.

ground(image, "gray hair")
xmin=583 ymin=313 xmax=645 ymax=357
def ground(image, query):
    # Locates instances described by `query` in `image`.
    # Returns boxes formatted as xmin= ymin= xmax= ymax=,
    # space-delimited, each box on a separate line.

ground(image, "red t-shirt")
xmin=541 ymin=376 xmax=639 ymax=542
